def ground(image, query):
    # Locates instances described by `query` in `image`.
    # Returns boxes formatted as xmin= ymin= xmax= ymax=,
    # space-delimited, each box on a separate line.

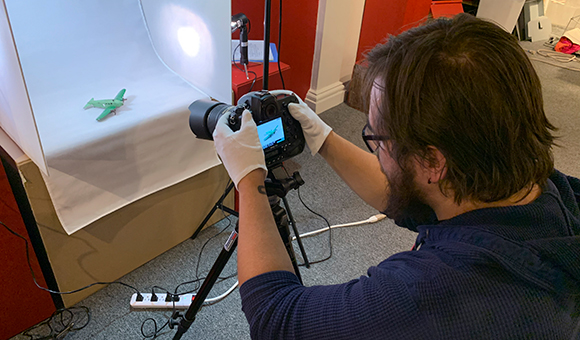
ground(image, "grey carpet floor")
xmin=11 ymin=42 xmax=580 ymax=340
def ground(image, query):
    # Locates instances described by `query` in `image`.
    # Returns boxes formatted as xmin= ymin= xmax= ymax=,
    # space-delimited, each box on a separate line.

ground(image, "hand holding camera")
xmin=213 ymin=110 xmax=267 ymax=188
xmin=189 ymin=89 xmax=333 ymax=186
xmin=270 ymin=90 xmax=333 ymax=155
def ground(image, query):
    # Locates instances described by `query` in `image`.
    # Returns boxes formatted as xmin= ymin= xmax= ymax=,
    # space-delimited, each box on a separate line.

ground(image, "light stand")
xmin=263 ymin=0 xmax=272 ymax=90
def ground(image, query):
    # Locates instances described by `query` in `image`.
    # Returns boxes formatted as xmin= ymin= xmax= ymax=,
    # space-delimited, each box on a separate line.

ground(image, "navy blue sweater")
xmin=240 ymin=170 xmax=580 ymax=339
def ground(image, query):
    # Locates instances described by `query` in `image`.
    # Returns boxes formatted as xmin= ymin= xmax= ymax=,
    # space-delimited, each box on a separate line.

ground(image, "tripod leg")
xmin=282 ymin=196 xmax=310 ymax=268
xmin=191 ymin=182 xmax=236 ymax=240
xmin=271 ymin=203 xmax=303 ymax=284
xmin=172 ymin=224 xmax=239 ymax=340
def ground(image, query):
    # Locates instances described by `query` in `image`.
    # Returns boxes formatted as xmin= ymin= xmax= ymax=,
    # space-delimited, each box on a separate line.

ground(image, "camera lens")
xmin=189 ymin=99 xmax=232 ymax=140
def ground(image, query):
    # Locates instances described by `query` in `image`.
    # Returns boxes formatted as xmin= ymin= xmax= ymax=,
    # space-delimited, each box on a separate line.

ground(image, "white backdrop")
xmin=2 ymin=0 xmax=232 ymax=234
xmin=0 ymin=1 xmax=46 ymax=174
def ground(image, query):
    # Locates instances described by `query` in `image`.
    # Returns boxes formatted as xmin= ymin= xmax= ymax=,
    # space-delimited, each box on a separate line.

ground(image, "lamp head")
xmin=231 ymin=13 xmax=249 ymax=33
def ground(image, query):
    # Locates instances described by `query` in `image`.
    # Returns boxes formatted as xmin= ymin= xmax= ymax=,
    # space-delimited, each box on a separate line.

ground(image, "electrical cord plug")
xmin=136 ymin=293 xmax=144 ymax=302
xmin=368 ymin=214 xmax=386 ymax=223
xmin=165 ymin=293 xmax=179 ymax=302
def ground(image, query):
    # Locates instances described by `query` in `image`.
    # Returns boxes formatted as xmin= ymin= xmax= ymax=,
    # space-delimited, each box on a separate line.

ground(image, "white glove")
xmin=270 ymin=90 xmax=332 ymax=155
xmin=213 ymin=110 xmax=267 ymax=188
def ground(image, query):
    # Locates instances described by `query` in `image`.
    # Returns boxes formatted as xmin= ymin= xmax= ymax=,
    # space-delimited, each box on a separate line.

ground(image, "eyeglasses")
xmin=362 ymin=123 xmax=390 ymax=153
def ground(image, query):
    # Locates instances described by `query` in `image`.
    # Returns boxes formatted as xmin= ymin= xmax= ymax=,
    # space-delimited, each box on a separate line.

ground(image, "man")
xmin=213 ymin=14 xmax=580 ymax=339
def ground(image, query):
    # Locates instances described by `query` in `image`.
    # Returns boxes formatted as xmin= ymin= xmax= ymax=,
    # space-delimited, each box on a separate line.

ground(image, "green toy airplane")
xmin=83 ymin=89 xmax=126 ymax=121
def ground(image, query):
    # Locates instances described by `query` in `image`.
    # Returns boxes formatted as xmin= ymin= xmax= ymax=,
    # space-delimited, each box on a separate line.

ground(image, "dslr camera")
xmin=189 ymin=90 xmax=305 ymax=168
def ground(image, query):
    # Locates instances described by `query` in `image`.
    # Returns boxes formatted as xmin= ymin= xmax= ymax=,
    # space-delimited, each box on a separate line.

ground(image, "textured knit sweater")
xmin=239 ymin=170 xmax=580 ymax=340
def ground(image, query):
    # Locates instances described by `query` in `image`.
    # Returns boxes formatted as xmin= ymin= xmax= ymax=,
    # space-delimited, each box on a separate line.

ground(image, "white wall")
xmin=306 ymin=0 xmax=366 ymax=114
xmin=545 ymin=0 xmax=580 ymax=27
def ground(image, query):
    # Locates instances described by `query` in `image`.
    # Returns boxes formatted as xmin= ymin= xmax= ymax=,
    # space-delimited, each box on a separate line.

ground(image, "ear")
xmin=419 ymin=146 xmax=447 ymax=183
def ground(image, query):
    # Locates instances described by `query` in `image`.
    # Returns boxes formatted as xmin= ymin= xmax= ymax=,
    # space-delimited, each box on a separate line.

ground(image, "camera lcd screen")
xmin=257 ymin=117 xmax=285 ymax=150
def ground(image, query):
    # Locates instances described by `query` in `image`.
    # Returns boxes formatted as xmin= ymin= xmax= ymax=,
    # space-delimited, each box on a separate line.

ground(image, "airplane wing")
xmin=114 ymin=89 xmax=126 ymax=101
xmin=96 ymin=106 xmax=115 ymax=121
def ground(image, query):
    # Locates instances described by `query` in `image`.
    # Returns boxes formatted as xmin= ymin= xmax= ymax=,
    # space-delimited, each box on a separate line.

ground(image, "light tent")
xmin=0 ymin=0 xmax=231 ymax=234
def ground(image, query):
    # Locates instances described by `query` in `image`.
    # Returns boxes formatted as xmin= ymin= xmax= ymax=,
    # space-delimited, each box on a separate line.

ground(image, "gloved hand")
xmin=213 ymin=110 xmax=267 ymax=188
xmin=270 ymin=90 xmax=332 ymax=155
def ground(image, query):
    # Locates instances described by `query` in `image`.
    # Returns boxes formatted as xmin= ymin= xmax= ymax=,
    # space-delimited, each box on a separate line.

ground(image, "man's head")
xmin=364 ymin=13 xmax=556 ymax=209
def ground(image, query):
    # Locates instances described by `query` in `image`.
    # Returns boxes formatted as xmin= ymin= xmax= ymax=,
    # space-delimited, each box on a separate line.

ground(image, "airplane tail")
xmin=83 ymin=98 xmax=94 ymax=109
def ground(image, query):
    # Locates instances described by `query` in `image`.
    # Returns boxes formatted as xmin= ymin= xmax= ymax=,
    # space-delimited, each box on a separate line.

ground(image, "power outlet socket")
xmin=130 ymin=293 xmax=195 ymax=309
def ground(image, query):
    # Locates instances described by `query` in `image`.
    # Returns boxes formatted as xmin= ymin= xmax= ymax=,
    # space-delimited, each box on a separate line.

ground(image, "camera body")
xmin=188 ymin=90 xmax=305 ymax=169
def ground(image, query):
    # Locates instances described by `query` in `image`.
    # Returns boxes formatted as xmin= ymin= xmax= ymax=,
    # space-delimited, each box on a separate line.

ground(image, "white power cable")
xmin=292 ymin=213 xmax=387 ymax=241
xmin=203 ymin=281 xmax=239 ymax=305
xmin=525 ymin=49 xmax=580 ymax=72
xmin=536 ymin=49 xmax=577 ymax=62
xmin=528 ymin=55 xmax=580 ymax=72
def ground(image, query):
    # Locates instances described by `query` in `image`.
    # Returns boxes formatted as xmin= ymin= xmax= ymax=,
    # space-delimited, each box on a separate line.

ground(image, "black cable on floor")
xmin=193 ymin=206 xmax=234 ymax=284
xmin=141 ymin=317 xmax=171 ymax=339
xmin=280 ymin=165 xmax=334 ymax=265
xmin=2 ymin=220 xmax=149 ymax=339
xmin=21 ymin=306 xmax=90 ymax=340
xmin=296 ymin=187 xmax=334 ymax=265
xmin=2 ymin=220 xmax=143 ymax=298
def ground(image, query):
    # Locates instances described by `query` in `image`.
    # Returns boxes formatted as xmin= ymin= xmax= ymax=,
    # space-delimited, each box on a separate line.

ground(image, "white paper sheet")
xmin=231 ymin=40 xmax=277 ymax=62
xmin=4 ymin=0 xmax=231 ymax=234
xmin=477 ymin=0 xmax=526 ymax=33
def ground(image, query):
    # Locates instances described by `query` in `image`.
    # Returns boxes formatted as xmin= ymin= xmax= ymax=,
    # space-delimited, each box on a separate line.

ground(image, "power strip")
xmin=130 ymin=293 xmax=195 ymax=310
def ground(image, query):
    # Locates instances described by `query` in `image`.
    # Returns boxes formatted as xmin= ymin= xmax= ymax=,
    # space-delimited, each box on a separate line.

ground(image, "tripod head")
xmin=264 ymin=166 xmax=304 ymax=198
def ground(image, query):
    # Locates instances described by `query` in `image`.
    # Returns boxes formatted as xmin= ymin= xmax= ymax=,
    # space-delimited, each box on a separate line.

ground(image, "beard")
xmin=382 ymin=161 xmax=435 ymax=226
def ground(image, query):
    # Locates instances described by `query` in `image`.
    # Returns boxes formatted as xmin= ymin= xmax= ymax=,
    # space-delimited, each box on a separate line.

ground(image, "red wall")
xmin=232 ymin=0 xmax=319 ymax=100
xmin=356 ymin=0 xmax=431 ymax=61
xmin=0 ymin=161 xmax=55 ymax=339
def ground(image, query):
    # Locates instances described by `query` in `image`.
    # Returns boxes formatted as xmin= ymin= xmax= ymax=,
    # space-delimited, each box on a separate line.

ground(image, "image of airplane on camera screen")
xmin=257 ymin=117 xmax=285 ymax=149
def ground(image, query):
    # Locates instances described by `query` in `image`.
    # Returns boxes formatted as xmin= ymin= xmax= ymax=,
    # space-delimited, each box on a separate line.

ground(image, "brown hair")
xmin=363 ymin=13 xmax=556 ymax=203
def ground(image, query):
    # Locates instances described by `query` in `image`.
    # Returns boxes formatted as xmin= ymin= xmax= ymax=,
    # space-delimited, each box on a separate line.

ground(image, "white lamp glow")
xmin=177 ymin=26 xmax=201 ymax=57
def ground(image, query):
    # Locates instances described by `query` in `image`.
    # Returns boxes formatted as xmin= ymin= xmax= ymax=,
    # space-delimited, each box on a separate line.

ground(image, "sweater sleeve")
xmin=549 ymin=170 xmax=580 ymax=235
xmin=239 ymin=267 xmax=428 ymax=340
xmin=566 ymin=174 xmax=580 ymax=206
